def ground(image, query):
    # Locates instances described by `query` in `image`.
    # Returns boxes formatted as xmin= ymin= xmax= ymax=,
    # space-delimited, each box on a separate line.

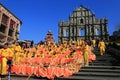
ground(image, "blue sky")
xmin=0 ymin=0 xmax=120 ymax=43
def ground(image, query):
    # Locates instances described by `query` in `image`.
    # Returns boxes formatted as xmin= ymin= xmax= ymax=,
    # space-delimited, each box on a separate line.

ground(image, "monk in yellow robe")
xmin=98 ymin=40 xmax=106 ymax=56
xmin=13 ymin=42 xmax=22 ymax=64
xmin=0 ymin=43 xmax=13 ymax=75
xmin=83 ymin=42 xmax=89 ymax=66
xmin=79 ymin=40 xmax=82 ymax=46
xmin=91 ymin=40 xmax=96 ymax=47
xmin=10 ymin=43 xmax=16 ymax=53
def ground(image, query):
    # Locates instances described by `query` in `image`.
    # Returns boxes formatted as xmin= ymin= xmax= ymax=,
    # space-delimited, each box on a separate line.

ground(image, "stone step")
xmin=95 ymin=57 xmax=114 ymax=61
xmin=10 ymin=75 xmax=48 ymax=80
xmin=7 ymin=75 xmax=120 ymax=80
xmin=91 ymin=61 xmax=112 ymax=63
xmin=89 ymin=62 xmax=112 ymax=66
xmin=56 ymin=76 xmax=120 ymax=80
xmin=96 ymin=57 xmax=114 ymax=60
xmin=1 ymin=76 xmax=48 ymax=80
xmin=82 ymin=66 xmax=120 ymax=69
xmin=95 ymin=57 xmax=115 ymax=61
xmin=5 ymin=74 xmax=120 ymax=80
xmin=6 ymin=73 xmax=120 ymax=80
xmin=5 ymin=49 xmax=120 ymax=80
xmin=73 ymin=72 xmax=120 ymax=77
xmin=96 ymin=56 xmax=113 ymax=58
xmin=95 ymin=55 xmax=111 ymax=58
xmin=96 ymin=53 xmax=111 ymax=55
xmin=92 ymin=61 xmax=112 ymax=63
xmin=80 ymin=68 xmax=120 ymax=73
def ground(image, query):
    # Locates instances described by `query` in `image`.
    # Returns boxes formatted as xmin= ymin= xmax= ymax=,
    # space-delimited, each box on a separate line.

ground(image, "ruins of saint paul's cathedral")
xmin=58 ymin=5 xmax=109 ymax=43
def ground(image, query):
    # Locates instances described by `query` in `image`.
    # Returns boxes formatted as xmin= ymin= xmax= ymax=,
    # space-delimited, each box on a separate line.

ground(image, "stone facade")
xmin=58 ymin=5 xmax=109 ymax=43
xmin=0 ymin=3 xmax=22 ymax=47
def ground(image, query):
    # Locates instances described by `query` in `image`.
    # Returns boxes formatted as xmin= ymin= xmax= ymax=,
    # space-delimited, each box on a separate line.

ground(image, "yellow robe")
xmin=0 ymin=48 xmax=13 ymax=75
xmin=13 ymin=45 xmax=22 ymax=64
xmin=91 ymin=40 xmax=96 ymax=47
xmin=98 ymin=41 xmax=106 ymax=56
xmin=83 ymin=45 xmax=89 ymax=66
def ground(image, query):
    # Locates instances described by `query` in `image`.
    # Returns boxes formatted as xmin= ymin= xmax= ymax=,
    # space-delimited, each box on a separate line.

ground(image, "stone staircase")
xmin=56 ymin=49 xmax=120 ymax=80
xmin=1 ymin=48 xmax=120 ymax=80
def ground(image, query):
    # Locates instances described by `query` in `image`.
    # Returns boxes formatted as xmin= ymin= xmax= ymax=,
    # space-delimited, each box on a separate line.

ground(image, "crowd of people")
xmin=0 ymin=39 xmax=106 ymax=79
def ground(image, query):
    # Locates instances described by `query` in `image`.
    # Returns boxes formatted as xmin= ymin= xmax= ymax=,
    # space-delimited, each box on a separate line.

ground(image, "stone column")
xmin=0 ymin=11 xmax=3 ymax=25
xmin=102 ymin=24 xmax=105 ymax=35
xmin=77 ymin=28 xmax=80 ymax=36
xmin=0 ymin=12 xmax=6 ymax=45
xmin=89 ymin=26 xmax=92 ymax=40
xmin=94 ymin=28 xmax=96 ymax=40
xmin=63 ymin=28 xmax=66 ymax=37
xmin=61 ymin=27 xmax=63 ymax=41
xmin=87 ymin=10 xmax=90 ymax=40
xmin=58 ymin=27 xmax=61 ymax=37
xmin=63 ymin=28 xmax=65 ymax=37
xmin=86 ymin=25 xmax=88 ymax=39
xmin=105 ymin=25 xmax=108 ymax=34
xmin=73 ymin=27 xmax=75 ymax=36
xmin=5 ymin=17 xmax=11 ymax=43
xmin=101 ymin=23 xmax=105 ymax=40
xmin=16 ymin=23 xmax=20 ymax=40
xmin=94 ymin=28 xmax=96 ymax=39
xmin=105 ymin=19 xmax=108 ymax=33
xmin=92 ymin=14 xmax=95 ymax=39
xmin=91 ymin=26 xmax=94 ymax=39
xmin=69 ymin=26 xmax=72 ymax=40
xmin=74 ymin=26 xmax=77 ymax=40
xmin=13 ymin=22 xmax=17 ymax=40
xmin=105 ymin=21 xmax=109 ymax=41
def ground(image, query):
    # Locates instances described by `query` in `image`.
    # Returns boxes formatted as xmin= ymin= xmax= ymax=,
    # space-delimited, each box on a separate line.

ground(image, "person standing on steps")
xmin=98 ymin=40 xmax=106 ymax=56
xmin=83 ymin=42 xmax=89 ymax=66
xmin=91 ymin=39 xmax=96 ymax=48
xmin=0 ymin=43 xmax=13 ymax=75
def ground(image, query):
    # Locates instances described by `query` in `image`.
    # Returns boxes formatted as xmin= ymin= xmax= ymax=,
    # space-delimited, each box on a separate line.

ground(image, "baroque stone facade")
xmin=0 ymin=3 xmax=22 ymax=47
xmin=58 ymin=5 xmax=109 ymax=43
